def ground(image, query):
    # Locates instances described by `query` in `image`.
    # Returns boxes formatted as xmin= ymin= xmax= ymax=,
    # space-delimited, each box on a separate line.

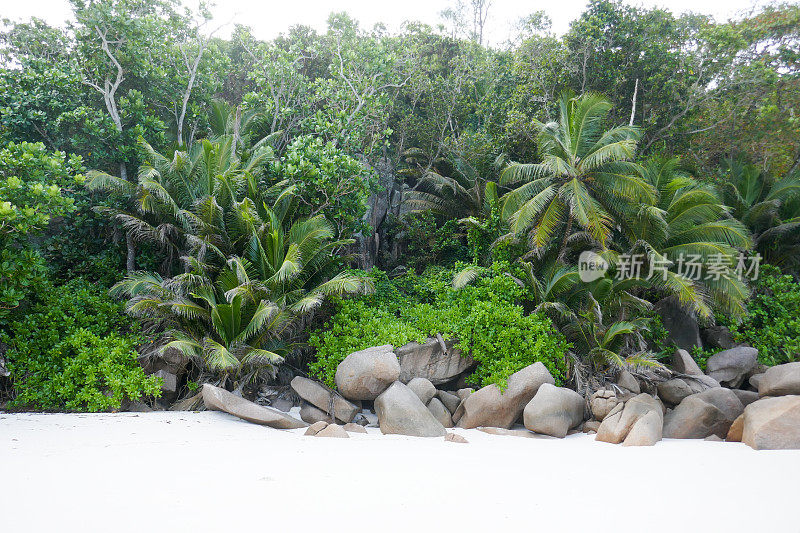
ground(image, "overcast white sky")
xmin=2 ymin=0 xmax=774 ymax=44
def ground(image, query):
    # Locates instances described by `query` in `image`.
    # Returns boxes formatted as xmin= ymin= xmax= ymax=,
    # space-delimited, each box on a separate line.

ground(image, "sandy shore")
xmin=2 ymin=411 xmax=798 ymax=532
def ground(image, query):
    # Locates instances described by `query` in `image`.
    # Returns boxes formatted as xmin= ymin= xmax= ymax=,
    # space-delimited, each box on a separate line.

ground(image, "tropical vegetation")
xmin=1 ymin=0 xmax=798 ymax=410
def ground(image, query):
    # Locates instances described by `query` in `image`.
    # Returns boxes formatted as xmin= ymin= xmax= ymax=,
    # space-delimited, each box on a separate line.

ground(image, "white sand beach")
xmin=2 ymin=411 xmax=799 ymax=532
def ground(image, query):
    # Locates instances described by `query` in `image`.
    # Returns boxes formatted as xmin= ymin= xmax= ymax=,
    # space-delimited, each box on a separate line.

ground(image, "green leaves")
xmin=728 ymin=265 xmax=800 ymax=366
xmin=500 ymin=91 xmax=639 ymax=248
xmin=3 ymin=279 xmax=160 ymax=412
xmin=309 ymin=265 xmax=568 ymax=389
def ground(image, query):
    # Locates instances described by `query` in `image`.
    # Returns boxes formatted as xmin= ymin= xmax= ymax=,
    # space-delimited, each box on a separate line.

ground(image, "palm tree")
xmin=229 ymin=199 xmax=371 ymax=312
xmin=111 ymin=260 xmax=290 ymax=381
xmin=453 ymin=261 xmax=663 ymax=377
xmin=112 ymin=244 xmax=371 ymax=382
xmin=500 ymin=91 xmax=654 ymax=252
xmin=718 ymin=158 xmax=800 ymax=272
xmin=208 ymin=99 xmax=282 ymax=153
xmin=85 ymin=135 xmax=275 ymax=273
xmin=405 ymin=151 xmax=498 ymax=221
xmin=618 ymin=157 xmax=752 ymax=318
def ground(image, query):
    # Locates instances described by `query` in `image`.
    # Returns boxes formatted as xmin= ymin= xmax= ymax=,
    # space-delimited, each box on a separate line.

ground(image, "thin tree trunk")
xmin=126 ymin=232 xmax=136 ymax=272
xmin=120 ymin=161 xmax=135 ymax=272
xmin=559 ymin=215 xmax=574 ymax=260
xmin=629 ymin=78 xmax=639 ymax=127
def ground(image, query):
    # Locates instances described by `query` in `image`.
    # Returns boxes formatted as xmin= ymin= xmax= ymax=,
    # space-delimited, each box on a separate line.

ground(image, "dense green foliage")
xmin=3 ymin=280 xmax=161 ymax=411
xmin=0 ymin=142 xmax=78 ymax=325
xmin=309 ymin=265 xmax=569 ymax=389
xmin=0 ymin=0 xmax=798 ymax=408
xmin=729 ymin=266 xmax=800 ymax=366
xmin=273 ymin=136 xmax=374 ymax=239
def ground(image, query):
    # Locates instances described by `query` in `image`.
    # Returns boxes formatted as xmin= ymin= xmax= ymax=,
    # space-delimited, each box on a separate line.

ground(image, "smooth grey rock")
xmin=477 ymin=427 xmax=536 ymax=438
xmin=437 ymin=390 xmax=461 ymax=414
xmin=701 ymin=325 xmax=737 ymax=350
xmin=334 ymin=345 xmax=400 ymax=401
xmin=457 ymin=363 xmax=555 ymax=429
xmin=315 ymin=424 xmax=349 ymax=438
xmin=396 ymin=337 xmax=474 ymax=385
xmin=300 ymin=402 xmax=332 ymax=424
xmin=407 ymin=377 xmax=437 ymax=405
xmin=427 ymin=397 xmax=453 ymax=428
xmin=374 ymin=381 xmax=446 ymax=437
xmin=622 ymin=409 xmax=663 ymax=446
xmin=672 ymin=349 xmax=704 ymax=376
xmin=583 ymin=420 xmax=601 ymax=433
xmin=342 ymin=422 xmax=367 ymax=434
xmin=589 ymin=389 xmax=619 ymax=421
xmin=456 ymin=388 xmax=474 ymax=401
xmin=270 ymin=397 xmax=294 ymax=413
xmin=444 ymin=432 xmax=468 ymax=443
xmin=202 ymin=384 xmax=307 ymax=429
xmin=663 ymin=388 xmax=743 ymax=439
xmin=153 ymin=369 xmax=178 ymax=395
xmin=657 ymin=379 xmax=695 ymax=406
xmin=596 ymin=394 xmax=663 ymax=446
xmin=727 ymin=414 xmax=744 ymax=442
xmin=290 ymin=376 xmax=358 ymax=423
xmin=742 ymin=395 xmax=800 ymax=450
xmin=617 ymin=370 xmax=641 ymax=393
xmin=732 ymin=389 xmax=759 ymax=407
xmin=684 ymin=374 xmax=721 ymax=393
xmin=523 ymin=383 xmax=585 ymax=438
xmin=749 ymin=373 xmax=765 ymax=390
xmin=706 ymin=347 xmax=758 ymax=388
xmin=655 ymin=298 xmax=702 ymax=351
xmin=758 ymin=362 xmax=800 ymax=397
xmin=304 ymin=421 xmax=328 ymax=436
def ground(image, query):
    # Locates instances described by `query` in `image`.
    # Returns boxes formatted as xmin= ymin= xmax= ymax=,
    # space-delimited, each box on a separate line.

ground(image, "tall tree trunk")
xmin=629 ymin=78 xmax=639 ymax=126
xmin=120 ymin=161 xmax=135 ymax=272
xmin=126 ymin=232 xmax=136 ymax=272
xmin=558 ymin=215 xmax=574 ymax=260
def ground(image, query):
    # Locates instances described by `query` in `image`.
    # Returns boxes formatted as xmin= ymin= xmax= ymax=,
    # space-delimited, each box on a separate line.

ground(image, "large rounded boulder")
xmin=456 ymin=363 xmax=555 ymax=429
xmin=741 ymin=395 xmax=800 ymax=450
xmin=335 ymin=345 xmax=400 ymax=401
xmin=705 ymin=347 xmax=758 ymax=388
xmin=374 ymin=381 xmax=446 ymax=437
xmin=663 ymin=388 xmax=743 ymax=439
xmin=595 ymin=393 xmax=663 ymax=446
xmin=523 ymin=384 xmax=585 ymax=438
xmin=396 ymin=338 xmax=474 ymax=385
xmin=758 ymin=362 xmax=800 ymax=397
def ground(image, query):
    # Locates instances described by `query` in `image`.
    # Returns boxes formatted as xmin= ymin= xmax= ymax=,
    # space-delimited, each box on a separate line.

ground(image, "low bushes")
xmin=3 ymin=280 xmax=161 ymax=411
xmin=729 ymin=266 xmax=800 ymax=366
xmin=309 ymin=264 xmax=569 ymax=390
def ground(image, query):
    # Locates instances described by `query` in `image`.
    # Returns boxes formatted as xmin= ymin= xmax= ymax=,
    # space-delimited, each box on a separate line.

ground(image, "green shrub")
xmin=0 ymin=143 xmax=78 ymax=325
xmin=308 ymin=300 xmax=427 ymax=388
xmin=10 ymin=329 xmax=161 ymax=412
xmin=3 ymin=279 xmax=161 ymax=411
xmin=729 ymin=265 xmax=800 ymax=366
xmin=272 ymin=135 xmax=374 ymax=239
xmin=455 ymin=299 xmax=568 ymax=389
xmin=309 ymin=263 xmax=569 ymax=389
xmin=690 ymin=345 xmax=713 ymax=371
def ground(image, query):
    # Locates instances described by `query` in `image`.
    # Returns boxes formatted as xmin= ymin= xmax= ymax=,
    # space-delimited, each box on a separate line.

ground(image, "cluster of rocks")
xmin=198 ymin=334 xmax=799 ymax=451
xmin=304 ymin=421 xmax=367 ymax=438
xmin=584 ymin=348 xmax=800 ymax=450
